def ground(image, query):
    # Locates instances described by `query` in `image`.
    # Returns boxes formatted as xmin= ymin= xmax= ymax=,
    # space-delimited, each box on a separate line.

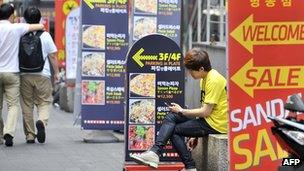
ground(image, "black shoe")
xmin=26 ymin=139 xmax=35 ymax=144
xmin=3 ymin=134 xmax=13 ymax=147
xmin=36 ymin=120 xmax=45 ymax=143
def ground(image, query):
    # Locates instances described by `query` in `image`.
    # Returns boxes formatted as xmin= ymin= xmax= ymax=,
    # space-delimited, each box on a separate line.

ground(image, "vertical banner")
xmin=55 ymin=0 xmax=80 ymax=68
xmin=228 ymin=0 xmax=304 ymax=170
xmin=125 ymin=34 xmax=184 ymax=162
xmin=130 ymin=0 xmax=181 ymax=45
xmin=66 ymin=7 xmax=80 ymax=80
xmin=81 ymin=0 xmax=128 ymax=130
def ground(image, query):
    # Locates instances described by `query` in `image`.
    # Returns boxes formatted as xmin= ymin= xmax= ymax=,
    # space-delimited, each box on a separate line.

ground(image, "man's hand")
xmin=187 ymin=138 xmax=198 ymax=151
xmin=53 ymin=73 xmax=60 ymax=83
xmin=169 ymin=103 xmax=183 ymax=113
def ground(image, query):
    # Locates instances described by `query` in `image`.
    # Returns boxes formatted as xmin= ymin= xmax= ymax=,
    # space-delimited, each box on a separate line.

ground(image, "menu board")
xmin=125 ymin=34 xmax=184 ymax=162
xmin=81 ymin=0 xmax=128 ymax=130
xmin=130 ymin=0 xmax=181 ymax=45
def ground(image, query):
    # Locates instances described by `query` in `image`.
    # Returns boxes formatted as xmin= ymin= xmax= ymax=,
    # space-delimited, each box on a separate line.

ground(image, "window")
xmin=202 ymin=0 xmax=226 ymax=45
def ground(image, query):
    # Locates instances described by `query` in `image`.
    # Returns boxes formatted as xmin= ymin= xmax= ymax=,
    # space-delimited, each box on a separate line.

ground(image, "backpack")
xmin=19 ymin=31 xmax=45 ymax=72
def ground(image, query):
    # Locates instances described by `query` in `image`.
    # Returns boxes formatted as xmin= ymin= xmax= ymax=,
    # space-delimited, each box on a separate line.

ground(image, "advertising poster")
xmin=81 ymin=0 xmax=129 ymax=130
xmin=55 ymin=0 xmax=80 ymax=68
xmin=125 ymin=34 xmax=184 ymax=162
xmin=228 ymin=0 xmax=304 ymax=170
xmin=66 ymin=7 xmax=80 ymax=80
xmin=130 ymin=0 xmax=181 ymax=45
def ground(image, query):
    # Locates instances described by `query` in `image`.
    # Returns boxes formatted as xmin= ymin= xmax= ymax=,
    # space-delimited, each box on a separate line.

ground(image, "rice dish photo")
xmin=82 ymin=52 xmax=105 ymax=77
xmin=133 ymin=16 xmax=157 ymax=40
xmin=134 ymin=0 xmax=157 ymax=14
xmin=82 ymin=25 xmax=106 ymax=49
xmin=129 ymin=99 xmax=155 ymax=124
xmin=129 ymin=73 xmax=156 ymax=97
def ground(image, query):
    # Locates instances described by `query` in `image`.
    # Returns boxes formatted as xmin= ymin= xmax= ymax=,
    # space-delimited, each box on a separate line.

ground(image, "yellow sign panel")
xmin=84 ymin=0 xmax=127 ymax=9
xmin=132 ymin=48 xmax=181 ymax=68
xmin=230 ymin=14 xmax=304 ymax=53
xmin=84 ymin=0 xmax=106 ymax=9
xmin=63 ymin=0 xmax=79 ymax=15
xmin=132 ymin=48 xmax=158 ymax=67
xmin=231 ymin=58 xmax=304 ymax=97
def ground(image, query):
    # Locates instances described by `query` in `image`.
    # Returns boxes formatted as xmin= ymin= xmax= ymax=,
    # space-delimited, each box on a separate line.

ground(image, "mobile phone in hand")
xmin=164 ymin=102 xmax=171 ymax=107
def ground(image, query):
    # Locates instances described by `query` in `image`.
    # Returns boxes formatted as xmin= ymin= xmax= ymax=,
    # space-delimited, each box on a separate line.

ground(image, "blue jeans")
xmin=150 ymin=112 xmax=220 ymax=169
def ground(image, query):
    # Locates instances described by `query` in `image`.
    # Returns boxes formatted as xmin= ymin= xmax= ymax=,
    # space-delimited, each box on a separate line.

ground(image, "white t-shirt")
xmin=39 ymin=31 xmax=57 ymax=77
xmin=0 ymin=20 xmax=29 ymax=72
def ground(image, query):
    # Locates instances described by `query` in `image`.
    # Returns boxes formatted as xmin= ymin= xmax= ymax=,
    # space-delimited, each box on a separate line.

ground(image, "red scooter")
xmin=268 ymin=94 xmax=304 ymax=170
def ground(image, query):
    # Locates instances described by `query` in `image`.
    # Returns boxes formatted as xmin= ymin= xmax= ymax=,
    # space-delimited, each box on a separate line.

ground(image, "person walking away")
xmin=0 ymin=3 xmax=44 ymax=147
xmin=19 ymin=7 xmax=59 ymax=144
xmin=130 ymin=48 xmax=228 ymax=171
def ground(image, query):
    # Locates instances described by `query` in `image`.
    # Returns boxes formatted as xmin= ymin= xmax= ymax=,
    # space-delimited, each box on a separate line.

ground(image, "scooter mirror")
xmin=284 ymin=94 xmax=304 ymax=113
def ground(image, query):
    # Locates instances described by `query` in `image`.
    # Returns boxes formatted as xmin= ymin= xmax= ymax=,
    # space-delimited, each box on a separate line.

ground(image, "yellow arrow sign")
xmin=231 ymin=59 xmax=304 ymax=98
xmin=83 ymin=0 xmax=106 ymax=9
xmin=132 ymin=48 xmax=158 ymax=68
xmin=230 ymin=14 xmax=304 ymax=53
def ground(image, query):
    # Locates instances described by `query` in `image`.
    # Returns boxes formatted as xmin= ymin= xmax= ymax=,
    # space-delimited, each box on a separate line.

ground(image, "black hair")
xmin=0 ymin=3 xmax=15 ymax=20
xmin=23 ymin=7 xmax=41 ymax=24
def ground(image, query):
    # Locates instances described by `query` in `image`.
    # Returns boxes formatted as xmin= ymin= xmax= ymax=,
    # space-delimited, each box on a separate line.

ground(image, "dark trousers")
xmin=151 ymin=112 xmax=220 ymax=169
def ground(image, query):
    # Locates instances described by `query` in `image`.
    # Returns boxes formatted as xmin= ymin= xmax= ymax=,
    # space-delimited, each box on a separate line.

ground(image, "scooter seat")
xmin=284 ymin=94 xmax=304 ymax=113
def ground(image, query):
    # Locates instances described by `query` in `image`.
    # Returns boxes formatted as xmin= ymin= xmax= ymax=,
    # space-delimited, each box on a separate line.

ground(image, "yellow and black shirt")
xmin=200 ymin=69 xmax=228 ymax=133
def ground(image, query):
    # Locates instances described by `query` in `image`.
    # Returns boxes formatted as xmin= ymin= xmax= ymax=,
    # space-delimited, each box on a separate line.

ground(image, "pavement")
xmin=0 ymin=105 xmax=124 ymax=171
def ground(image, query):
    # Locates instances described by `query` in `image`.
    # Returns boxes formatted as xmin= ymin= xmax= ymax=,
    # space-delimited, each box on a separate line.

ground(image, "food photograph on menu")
xmin=133 ymin=16 xmax=157 ymax=40
xmin=82 ymin=25 xmax=106 ymax=50
xmin=134 ymin=0 xmax=157 ymax=15
xmin=82 ymin=80 xmax=105 ymax=105
xmin=128 ymin=125 xmax=155 ymax=151
xmin=129 ymin=73 xmax=156 ymax=98
xmin=129 ymin=99 xmax=155 ymax=124
xmin=82 ymin=52 xmax=106 ymax=77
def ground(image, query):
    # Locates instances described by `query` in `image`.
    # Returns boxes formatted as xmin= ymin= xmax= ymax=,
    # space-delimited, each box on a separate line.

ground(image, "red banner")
xmin=228 ymin=0 xmax=304 ymax=170
xmin=55 ymin=0 xmax=79 ymax=68
xmin=41 ymin=17 xmax=50 ymax=32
